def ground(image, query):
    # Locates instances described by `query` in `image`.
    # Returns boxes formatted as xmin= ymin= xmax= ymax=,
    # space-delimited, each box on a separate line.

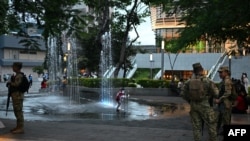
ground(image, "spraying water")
xmin=66 ymin=38 xmax=80 ymax=104
xmin=47 ymin=36 xmax=62 ymax=93
xmin=46 ymin=35 xmax=80 ymax=104
xmin=100 ymin=32 xmax=113 ymax=106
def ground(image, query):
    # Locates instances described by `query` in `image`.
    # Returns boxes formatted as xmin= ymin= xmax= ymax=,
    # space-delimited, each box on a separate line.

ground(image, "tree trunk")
xmin=113 ymin=0 xmax=139 ymax=78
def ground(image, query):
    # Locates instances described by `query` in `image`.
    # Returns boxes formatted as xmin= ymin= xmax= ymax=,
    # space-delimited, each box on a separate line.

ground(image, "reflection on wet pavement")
xmin=0 ymin=94 xmax=190 ymax=121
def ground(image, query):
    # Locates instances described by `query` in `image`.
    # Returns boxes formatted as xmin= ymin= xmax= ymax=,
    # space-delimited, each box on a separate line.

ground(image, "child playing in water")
xmin=115 ymin=88 xmax=125 ymax=112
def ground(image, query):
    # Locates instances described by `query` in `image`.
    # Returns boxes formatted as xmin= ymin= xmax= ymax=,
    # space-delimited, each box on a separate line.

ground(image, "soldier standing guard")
xmin=6 ymin=62 xmax=25 ymax=134
xmin=181 ymin=62 xmax=219 ymax=141
xmin=215 ymin=66 xmax=233 ymax=135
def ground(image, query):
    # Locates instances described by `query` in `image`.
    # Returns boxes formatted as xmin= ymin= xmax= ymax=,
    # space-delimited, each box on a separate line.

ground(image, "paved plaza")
xmin=0 ymin=81 xmax=249 ymax=141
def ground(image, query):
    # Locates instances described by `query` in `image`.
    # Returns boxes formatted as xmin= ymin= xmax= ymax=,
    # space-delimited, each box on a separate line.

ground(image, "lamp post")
xmin=67 ymin=42 xmax=71 ymax=77
xmin=229 ymin=55 xmax=232 ymax=72
xmin=161 ymin=40 xmax=165 ymax=79
xmin=150 ymin=53 xmax=153 ymax=79
xmin=63 ymin=54 xmax=68 ymax=74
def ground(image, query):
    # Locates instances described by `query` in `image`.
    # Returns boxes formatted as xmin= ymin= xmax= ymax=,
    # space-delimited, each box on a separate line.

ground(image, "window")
xmin=156 ymin=6 xmax=164 ymax=19
xmin=20 ymin=50 xmax=37 ymax=54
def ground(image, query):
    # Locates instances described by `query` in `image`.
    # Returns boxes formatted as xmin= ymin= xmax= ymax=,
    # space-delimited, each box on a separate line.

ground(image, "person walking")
xmin=215 ymin=66 xmax=234 ymax=135
xmin=28 ymin=74 xmax=32 ymax=88
xmin=180 ymin=62 xmax=219 ymax=141
xmin=177 ymin=78 xmax=184 ymax=95
xmin=241 ymin=73 xmax=249 ymax=94
xmin=6 ymin=62 xmax=25 ymax=134
xmin=41 ymin=78 xmax=47 ymax=89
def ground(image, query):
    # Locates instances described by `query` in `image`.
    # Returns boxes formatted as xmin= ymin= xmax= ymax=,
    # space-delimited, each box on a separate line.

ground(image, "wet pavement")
xmin=0 ymin=81 xmax=249 ymax=141
xmin=0 ymin=81 xmax=190 ymax=122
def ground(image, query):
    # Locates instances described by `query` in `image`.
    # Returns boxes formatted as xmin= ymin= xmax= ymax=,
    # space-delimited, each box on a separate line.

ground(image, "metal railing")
xmin=125 ymin=57 xmax=137 ymax=78
xmin=207 ymin=52 xmax=227 ymax=80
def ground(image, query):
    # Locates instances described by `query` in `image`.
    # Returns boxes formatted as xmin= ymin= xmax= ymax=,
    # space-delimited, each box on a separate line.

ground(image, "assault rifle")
xmin=217 ymin=83 xmax=225 ymax=130
xmin=6 ymin=83 xmax=11 ymax=116
xmin=6 ymin=75 xmax=14 ymax=116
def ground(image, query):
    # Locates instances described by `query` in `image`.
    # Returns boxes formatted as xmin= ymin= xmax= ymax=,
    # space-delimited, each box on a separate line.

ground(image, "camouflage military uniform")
xmin=181 ymin=75 xmax=219 ymax=141
xmin=217 ymin=75 xmax=233 ymax=132
xmin=9 ymin=72 xmax=24 ymax=132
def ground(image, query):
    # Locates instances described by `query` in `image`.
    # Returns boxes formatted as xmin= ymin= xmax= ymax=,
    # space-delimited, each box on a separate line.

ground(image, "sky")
xmin=129 ymin=16 xmax=155 ymax=45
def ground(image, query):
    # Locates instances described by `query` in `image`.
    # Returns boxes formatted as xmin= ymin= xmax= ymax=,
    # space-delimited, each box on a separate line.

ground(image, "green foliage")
xmin=127 ymin=83 xmax=137 ymax=87
xmin=79 ymin=78 xmax=100 ymax=88
xmin=165 ymin=39 xmax=180 ymax=53
xmin=112 ymin=78 xmax=130 ymax=87
xmin=77 ymin=34 xmax=101 ymax=72
xmin=0 ymin=0 xmax=151 ymax=77
xmin=32 ymin=66 xmax=44 ymax=76
xmin=111 ymin=0 xmax=150 ymax=78
xmin=78 ymin=78 xmax=131 ymax=88
xmin=132 ymin=68 xmax=160 ymax=79
xmin=148 ymin=0 xmax=250 ymax=49
xmin=132 ymin=68 xmax=150 ymax=79
xmin=19 ymin=38 xmax=41 ymax=50
xmin=195 ymin=41 xmax=205 ymax=53
xmin=136 ymin=79 xmax=167 ymax=88
xmin=0 ymin=0 xmax=9 ymax=34
xmin=78 ymin=78 xmax=170 ymax=88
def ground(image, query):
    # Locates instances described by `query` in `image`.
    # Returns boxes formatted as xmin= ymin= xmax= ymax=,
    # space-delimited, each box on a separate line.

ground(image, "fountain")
xmin=0 ymin=29 xmax=190 ymax=122
xmin=46 ymin=37 xmax=62 ymax=93
xmin=65 ymin=38 xmax=80 ymax=104
xmin=100 ymin=32 xmax=113 ymax=106
xmin=0 ymin=34 xmax=189 ymax=120
xmin=45 ymin=35 xmax=80 ymax=105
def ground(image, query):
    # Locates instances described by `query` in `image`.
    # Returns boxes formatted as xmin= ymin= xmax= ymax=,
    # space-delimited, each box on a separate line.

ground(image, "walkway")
xmin=0 ymin=82 xmax=249 ymax=141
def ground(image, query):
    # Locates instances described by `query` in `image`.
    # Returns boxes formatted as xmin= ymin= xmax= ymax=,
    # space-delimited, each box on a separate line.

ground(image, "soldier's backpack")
xmin=18 ymin=72 xmax=30 ymax=93
xmin=188 ymin=77 xmax=206 ymax=101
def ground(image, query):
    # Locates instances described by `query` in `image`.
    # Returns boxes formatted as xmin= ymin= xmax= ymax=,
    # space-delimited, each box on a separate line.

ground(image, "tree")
xmin=76 ymin=0 xmax=112 ymax=75
xmin=0 ymin=0 xmax=83 ymax=75
xmin=0 ymin=0 xmax=81 ymax=38
xmin=112 ymin=0 xmax=150 ymax=78
xmin=111 ymin=27 xmax=137 ymax=78
xmin=78 ymin=0 xmax=149 ymax=78
xmin=32 ymin=66 xmax=44 ymax=77
xmin=146 ymin=0 xmax=250 ymax=51
xmin=1 ymin=0 xmax=150 ymax=79
xmin=165 ymin=39 xmax=180 ymax=79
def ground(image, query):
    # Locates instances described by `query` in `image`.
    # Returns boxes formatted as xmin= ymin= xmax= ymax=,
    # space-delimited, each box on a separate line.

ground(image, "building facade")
xmin=150 ymin=6 xmax=229 ymax=54
xmin=0 ymin=34 xmax=46 ymax=81
xmin=150 ymin=6 xmax=185 ymax=52
xmin=149 ymin=6 xmax=228 ymax=80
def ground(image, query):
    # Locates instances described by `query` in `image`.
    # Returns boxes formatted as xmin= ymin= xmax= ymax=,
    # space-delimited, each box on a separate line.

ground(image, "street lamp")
xmin=67 ymin=42 xmax=71 ymax=77
xmin=229 ymin=55 xmax=232 ymax=72
xmin=67 ymin=42 xmax=71 ymax=51
xmin=150 ymin=53 xmax=153 ymax=79
xmin=161 ymin=40 xmax=165 ymax=79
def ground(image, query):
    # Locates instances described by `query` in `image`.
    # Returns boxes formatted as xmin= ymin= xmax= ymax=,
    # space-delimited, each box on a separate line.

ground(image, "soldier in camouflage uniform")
xmin=215 ymin=66 xmax=233 ymax=135
xmin=181 ymin=63 xmax=219 ymax=141
xmin=6 ymin=62 xmax=25 ymax=134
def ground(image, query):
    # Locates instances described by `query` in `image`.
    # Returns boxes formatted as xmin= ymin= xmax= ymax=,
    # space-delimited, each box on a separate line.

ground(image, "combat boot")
xmin=11 ymin=128 xmax=24 ymax=134
xmin=10 ymin=127 xmax=17 ymax=132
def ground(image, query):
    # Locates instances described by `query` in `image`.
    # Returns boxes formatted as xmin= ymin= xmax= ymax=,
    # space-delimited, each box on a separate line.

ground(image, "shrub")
xmin=127 ymin=83 xmax=137 ymax=87
xmin=78 ymin=78 xmax=172 ymax=88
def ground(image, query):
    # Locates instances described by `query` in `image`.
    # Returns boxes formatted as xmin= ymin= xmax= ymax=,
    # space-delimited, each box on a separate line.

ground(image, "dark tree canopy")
xmin=0 ymin=0 xmax=150 ymax=78
xmin=146 ymin=0 xmax=250 ymax=49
